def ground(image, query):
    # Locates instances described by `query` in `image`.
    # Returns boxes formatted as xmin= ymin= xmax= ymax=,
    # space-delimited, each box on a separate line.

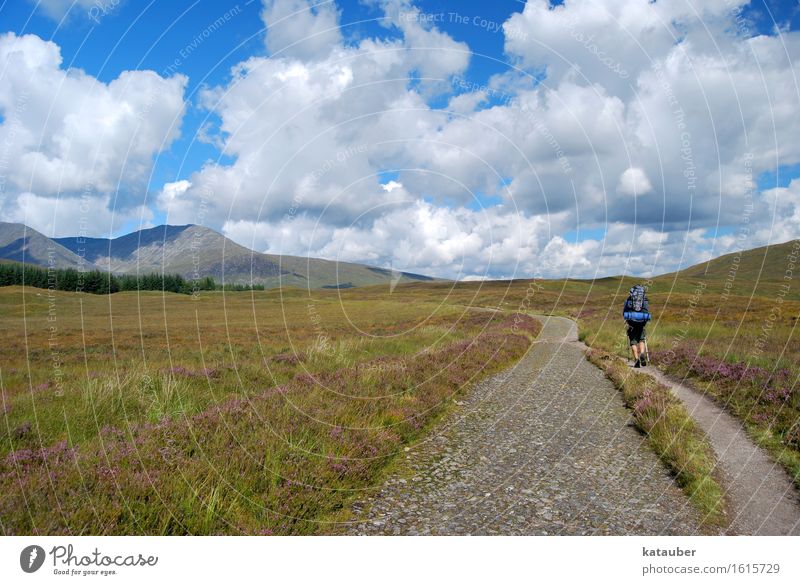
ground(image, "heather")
xmin=587 ymin=349 xmax=726 ymax=526
xmin=0 ymin=286 xmax=540 ymax=534
xmin=0 ymin=287 xmax=484 ymax=460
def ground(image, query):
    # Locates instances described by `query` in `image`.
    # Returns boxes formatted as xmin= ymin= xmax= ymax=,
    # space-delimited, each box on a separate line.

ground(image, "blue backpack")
xmin=624 ymin=285 xmax=651 ymax=322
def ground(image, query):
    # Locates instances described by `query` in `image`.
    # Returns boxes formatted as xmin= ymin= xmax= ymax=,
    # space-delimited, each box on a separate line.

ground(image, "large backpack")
xmin=629 ymin=285 xmax=646 ymax=311
xmin=624 ymin=285 xmax=650 ymax=322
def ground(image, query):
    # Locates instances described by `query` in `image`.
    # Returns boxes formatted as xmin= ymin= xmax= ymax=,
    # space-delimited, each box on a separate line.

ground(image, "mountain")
xmin=0 ymin=222 xmax=87 ymax=269
xmin=0 ymin=222 xmax=437 ymax=289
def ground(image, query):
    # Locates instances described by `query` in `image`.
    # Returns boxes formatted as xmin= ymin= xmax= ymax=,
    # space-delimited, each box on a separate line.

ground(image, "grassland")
xmin=0 ymin=285 xmax=540 ymax=534
xmin=1 ymin=239 xmax=797 ymax=534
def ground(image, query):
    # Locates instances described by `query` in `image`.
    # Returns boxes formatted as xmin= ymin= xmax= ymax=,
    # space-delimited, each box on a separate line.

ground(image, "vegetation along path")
xmin=644 ymin=367 xmax=800 ymax=535
xmin=345 ymin=316 xmax=705 ymax=535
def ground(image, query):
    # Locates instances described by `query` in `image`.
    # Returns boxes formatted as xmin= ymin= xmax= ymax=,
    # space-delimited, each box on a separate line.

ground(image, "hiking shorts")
xmin=626 ymin=320 xmax=647 ymax=345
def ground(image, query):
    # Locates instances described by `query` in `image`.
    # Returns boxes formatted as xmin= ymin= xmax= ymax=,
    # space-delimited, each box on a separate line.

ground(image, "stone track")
xmin=344 ymin=316 xmax=705 ymax=535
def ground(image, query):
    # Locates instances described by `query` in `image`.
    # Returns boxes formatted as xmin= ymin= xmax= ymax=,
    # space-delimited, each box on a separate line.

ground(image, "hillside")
xmin=668 ymin=239 xmax=799 ymax=282
xmin=651 ymin=238 xmax=799 ymax=300
xmin=0 ymin=222 xmax=437 ymax=290
xmin=0 ymin=222 xmax=87 ymax=269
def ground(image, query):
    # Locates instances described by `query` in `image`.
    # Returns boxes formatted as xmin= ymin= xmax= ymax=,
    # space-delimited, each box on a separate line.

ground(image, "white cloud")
xmin=381 ymin=180 xmax=403 ymax=192
xmin=617 ymin=167 xmax=653 ymax=197
xmin=5 ymin=192 xmax=154 ymax=238
xmin=262 ymin=0 xmax=343 ymax=61
xmin=0 ymin=32 xmax=187 ymax=236
xmin=164 ymin=0 xmax=799 ymax=278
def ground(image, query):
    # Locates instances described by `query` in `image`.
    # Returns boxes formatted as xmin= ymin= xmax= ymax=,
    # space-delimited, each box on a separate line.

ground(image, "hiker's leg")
xmin=627 ymin=325 xmax=638 ymax=360
xmin=631 ymin=342 xmax=640 ymax=360
xmin=638 ymin=341 xmax=646 ymax=356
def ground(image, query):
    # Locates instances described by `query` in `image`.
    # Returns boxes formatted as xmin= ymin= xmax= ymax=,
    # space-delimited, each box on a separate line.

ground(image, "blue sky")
xmin=0 ymin=0 xmax=537 ymax=203
xmin=1 ymin=0 xmax=799 ymax=279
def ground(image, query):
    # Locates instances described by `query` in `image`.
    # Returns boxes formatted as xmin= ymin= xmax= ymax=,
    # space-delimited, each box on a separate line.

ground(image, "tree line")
xmin=0 ymin=263 xmax=265 ymax=294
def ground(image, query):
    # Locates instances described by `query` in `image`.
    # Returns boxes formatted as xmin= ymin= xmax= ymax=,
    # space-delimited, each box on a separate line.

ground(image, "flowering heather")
xmin=32 ymin=381 xmax=51 ymax=392
xmin=272 ymin=352 xmax=305 ymax=365
xmin=0 ymin=309 xmax=541 ymax=535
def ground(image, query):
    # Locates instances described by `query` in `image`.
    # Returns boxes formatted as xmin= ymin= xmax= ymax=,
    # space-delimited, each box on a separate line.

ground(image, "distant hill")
xmin=650 ymin=238 xmax=799 ymax=300
xmin=0 ymin=222 xmax=87 ymax=269
xmin=665 ymin=239 xmax=799 ymax=282
xmin=0 ymin=222 xmax=438 ymax=290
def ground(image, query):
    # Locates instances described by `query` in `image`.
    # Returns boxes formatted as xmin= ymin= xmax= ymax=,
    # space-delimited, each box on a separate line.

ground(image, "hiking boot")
xmin=639 ymin=356 xmax=647 ymax=367
xmin=633 ymin=359 xmax=641 ymax=368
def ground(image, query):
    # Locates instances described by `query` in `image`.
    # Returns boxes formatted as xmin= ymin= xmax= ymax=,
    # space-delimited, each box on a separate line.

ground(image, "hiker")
xmin=623 ymin=284 xmax=651 ymax=368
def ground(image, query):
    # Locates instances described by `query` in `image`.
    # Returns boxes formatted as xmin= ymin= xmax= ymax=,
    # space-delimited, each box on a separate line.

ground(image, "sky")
xmin=0 ymin=0 xmax=799 ymax=280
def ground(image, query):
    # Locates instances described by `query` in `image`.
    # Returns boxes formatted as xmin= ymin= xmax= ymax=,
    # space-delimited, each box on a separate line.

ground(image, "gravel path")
xmin=344 ymin=316 xmax=705 ymax=535
xmin=645 ymin=367 xmax=800 ymax=535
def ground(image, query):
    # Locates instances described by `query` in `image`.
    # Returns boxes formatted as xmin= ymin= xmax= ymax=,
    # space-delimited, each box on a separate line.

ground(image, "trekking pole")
xmin=644 ymin=338 xmax=650 ymax=364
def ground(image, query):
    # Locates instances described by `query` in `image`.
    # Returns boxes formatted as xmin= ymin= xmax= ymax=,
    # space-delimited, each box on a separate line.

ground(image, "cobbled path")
xmin=345 ymin=316 xmax=705 ymax=535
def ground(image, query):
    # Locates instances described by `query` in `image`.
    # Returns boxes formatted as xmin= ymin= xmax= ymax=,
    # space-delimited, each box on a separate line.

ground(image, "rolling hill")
xmin=0 ymin=222 xmax=438 ymax=289
xmin=651 ymin=238 xmax=799 ymax=299
xmin=666 ymin=239 xmax=799 ymax=282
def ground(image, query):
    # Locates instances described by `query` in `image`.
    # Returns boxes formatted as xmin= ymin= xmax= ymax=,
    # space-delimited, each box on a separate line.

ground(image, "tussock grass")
xmin=587 ymin=349 xmax=727 ymax=527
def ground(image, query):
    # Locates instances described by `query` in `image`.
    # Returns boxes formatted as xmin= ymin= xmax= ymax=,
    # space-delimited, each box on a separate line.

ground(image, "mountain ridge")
xmin=0 ymin=222 xmax=438 ymax=290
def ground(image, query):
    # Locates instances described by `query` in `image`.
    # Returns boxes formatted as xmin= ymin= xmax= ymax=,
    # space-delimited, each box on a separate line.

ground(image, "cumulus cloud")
xmin=14 ymin=0 xmax=796 ymax=278
xmin=0 ymin=32 xmax=187 ymax=236
xmin=222 ymin=201 xmax=551 ymax=279
xmin=262 ymin=0 xmax=343 ymax=61
xmin=5 ymin=193 xmax=154 ymax=238
xmin=160 ymin=0 xmax=800 ymax=279
xmin=617 ymin=167 xmax=653 ymax=197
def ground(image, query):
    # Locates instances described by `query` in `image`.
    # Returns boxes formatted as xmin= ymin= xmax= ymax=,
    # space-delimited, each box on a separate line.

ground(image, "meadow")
xmin=0 ymin=285 xmax=540 ymax=534
xmin=1 ymin=239 xmax=797 ymax=533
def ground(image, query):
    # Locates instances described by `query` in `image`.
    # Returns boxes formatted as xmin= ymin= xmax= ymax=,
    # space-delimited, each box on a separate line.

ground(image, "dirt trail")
xmin=644 ymin=367 xmax=800 ymax=535
xmin=345 ymin=316 xmax=705 ymax=535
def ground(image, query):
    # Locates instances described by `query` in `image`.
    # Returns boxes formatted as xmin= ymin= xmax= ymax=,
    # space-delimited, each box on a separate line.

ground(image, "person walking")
xmin=623 ymin=284 xmax=651 ymax=368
